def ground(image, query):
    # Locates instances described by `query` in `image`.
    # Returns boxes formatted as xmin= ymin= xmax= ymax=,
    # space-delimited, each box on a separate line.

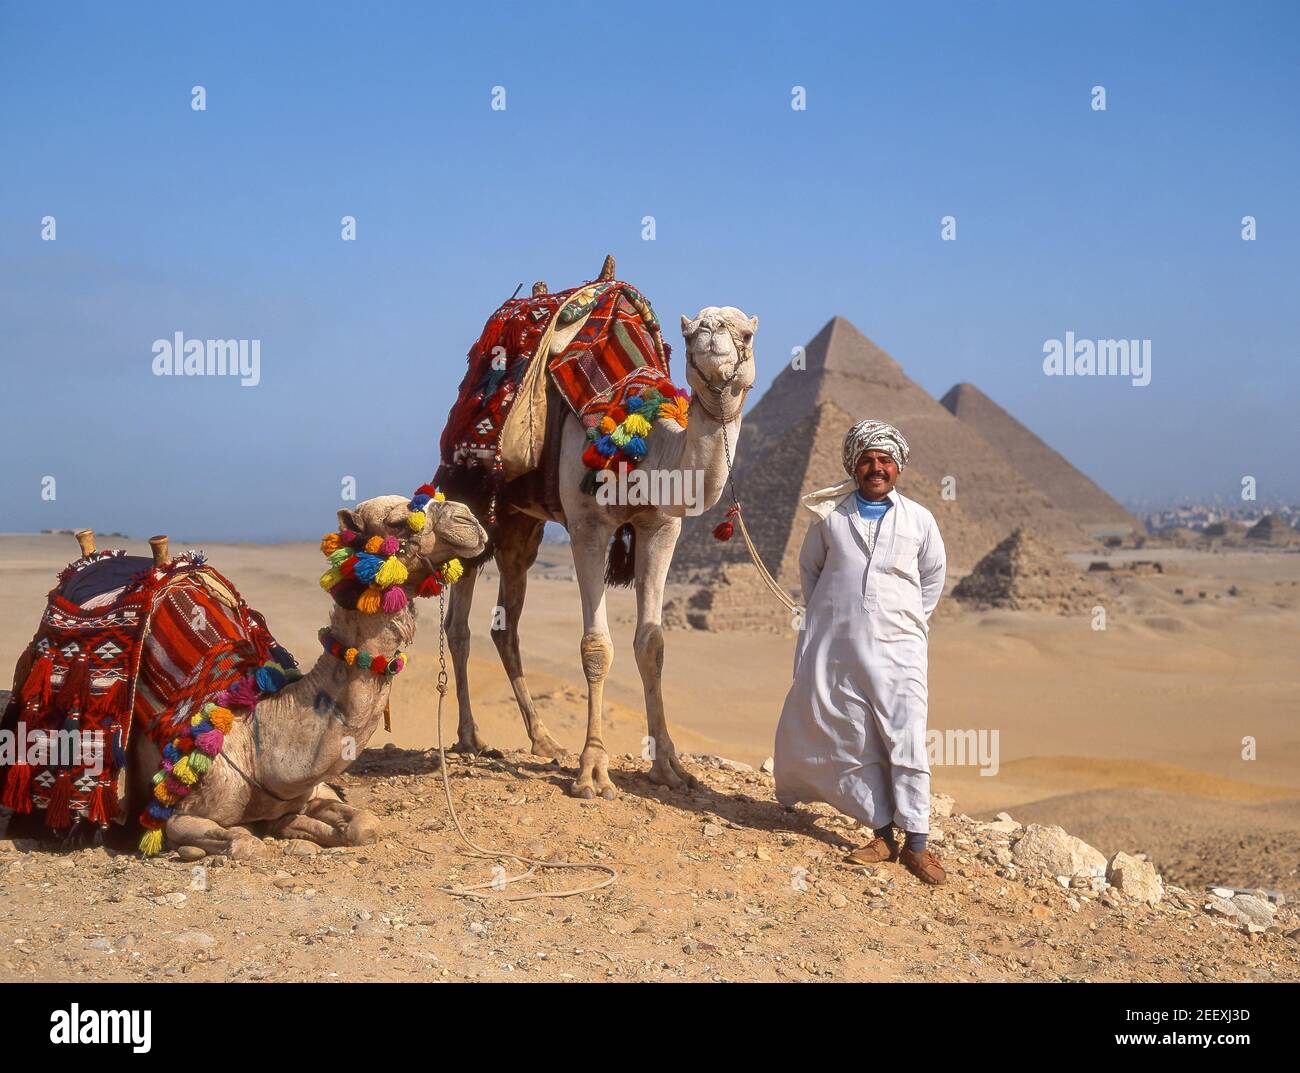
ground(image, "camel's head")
xmin=327 ymin=495 xmax=486 ymax=614
xmin=680 ymin=307 xmax=758 ymax=405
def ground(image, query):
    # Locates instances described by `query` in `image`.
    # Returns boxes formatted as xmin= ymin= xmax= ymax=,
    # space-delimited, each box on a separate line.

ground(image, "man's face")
xmin=855 ymin=449 xmax=899 ymax=500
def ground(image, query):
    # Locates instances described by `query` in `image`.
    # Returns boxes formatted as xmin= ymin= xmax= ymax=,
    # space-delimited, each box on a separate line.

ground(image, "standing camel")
xmin=445 ymin=304 xmax=758 ymax=799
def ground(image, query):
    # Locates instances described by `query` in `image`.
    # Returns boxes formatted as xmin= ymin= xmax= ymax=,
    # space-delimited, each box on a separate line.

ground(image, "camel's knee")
xmin=345 ymin=810 xmax=382 ymax=846
xmin=445 ymin=620 xmax=471 ymax=652
xmin=633 ymin=623 xmax=664 ymax=677
xmin=580 ymin=631 xmax=613 ymax=683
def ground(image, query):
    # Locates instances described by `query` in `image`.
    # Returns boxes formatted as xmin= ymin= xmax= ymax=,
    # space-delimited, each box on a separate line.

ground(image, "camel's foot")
xmin=570 ymin=746 xmax=617 ymax=801
xmin=450 ymin=731 xmax=504 ymax=760
xmin=530 ymin=728 xmax=568 ymax=761
xmin=165 ymin=815 xmax=266 ymax=859
xmin=268 ymin=800 xmax=383 ymax=847
xmin=648 ymin=751 xmax=700 ymax=791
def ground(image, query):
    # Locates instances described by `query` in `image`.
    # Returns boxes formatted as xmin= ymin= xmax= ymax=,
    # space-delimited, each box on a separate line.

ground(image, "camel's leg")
xmin=165 ymin=814 xmax=266 ymax=860
xmin=491 ymin=514 xmax=567 ymax=760
xmin=445 ymin=561 xmax=495 ymax=755
xmin=632 ymin=514 xmax=698 ymax=790
xmin=265 ymin=797 xmax=381 ymax=847
xmin=569 ymin=518 xmax=617 ymax=800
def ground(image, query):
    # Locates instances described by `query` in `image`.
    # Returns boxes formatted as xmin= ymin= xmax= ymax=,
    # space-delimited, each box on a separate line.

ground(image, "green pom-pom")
xmin=355 ymin=651 xmax=372 ymax=669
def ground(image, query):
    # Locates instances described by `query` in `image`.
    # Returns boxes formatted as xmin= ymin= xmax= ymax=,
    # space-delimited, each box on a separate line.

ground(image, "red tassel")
xmin=58 ymin=655 xmax=90 ymax=716
xmin=87 ymin=779 xmax=115 ymax=825
xmin=713 ymin=521 xmax=734 ymax=541
xmin=45 ymin=771 xmax=73 ymax=828
xmin=20 ymin=654 xmax=52 ymax=708
xmin=1 ymin=762 xmax=32 ymax=813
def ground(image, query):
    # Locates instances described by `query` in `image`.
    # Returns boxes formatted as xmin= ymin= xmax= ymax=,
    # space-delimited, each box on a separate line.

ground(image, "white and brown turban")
xmin=842 ymin=419 xmax=910 ymax=474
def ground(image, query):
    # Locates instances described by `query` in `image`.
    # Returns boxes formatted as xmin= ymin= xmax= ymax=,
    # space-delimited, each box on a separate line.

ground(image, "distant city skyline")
xmin=2 ymin=2 xmax=1297 ymax=541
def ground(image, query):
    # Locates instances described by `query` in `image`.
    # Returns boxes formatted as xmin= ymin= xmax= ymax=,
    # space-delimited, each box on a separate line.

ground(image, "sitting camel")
xmin=147 ymin=495 xmax=486 ymax=858
xmin=3 ymin=494 xmax=485 ymax=859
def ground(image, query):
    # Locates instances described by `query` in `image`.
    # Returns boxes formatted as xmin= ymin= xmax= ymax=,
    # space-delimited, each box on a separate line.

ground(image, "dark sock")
xmin=873 ymin=824 xmax=897 ymax=848
xmin=904 ymin=831 xmax=928 ymax=854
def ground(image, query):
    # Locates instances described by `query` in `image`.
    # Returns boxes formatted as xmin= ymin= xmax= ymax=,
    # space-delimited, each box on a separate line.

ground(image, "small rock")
xmin=760 ymin=757 xmax=775 ymax=775
xmin=828 ymin=892 xmax=848 ymax=909
xmin=1107 ymin=852 xmax=1163 ymax=905
xmin=285 ymin=840 xmax=320 ymax=857
xmin=1012 ymin=824 xmax=1106 ymax=879
xmin=930 ymin=794 xmax=956 ymax=818
xmin=176 ymin=846 xmax=206 ymax=862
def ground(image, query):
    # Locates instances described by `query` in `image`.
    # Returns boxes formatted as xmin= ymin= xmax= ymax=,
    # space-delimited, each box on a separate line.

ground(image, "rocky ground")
xmin=2 ymin=747 xmax=1297 ymax=983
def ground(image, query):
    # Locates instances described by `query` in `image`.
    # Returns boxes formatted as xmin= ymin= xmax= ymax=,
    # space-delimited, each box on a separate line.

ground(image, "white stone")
xmin=1107 ymin=851 xmax=1163 ymax=905
xmin=1012 ymin=824 xmax=1107 ymax=879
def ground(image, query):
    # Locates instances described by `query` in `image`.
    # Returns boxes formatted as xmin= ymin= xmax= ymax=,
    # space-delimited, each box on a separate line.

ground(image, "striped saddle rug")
xmin=434 ymin=277 xmax=686 ymax=504
xmin=0 ymin=550 xmax=289 ymax=834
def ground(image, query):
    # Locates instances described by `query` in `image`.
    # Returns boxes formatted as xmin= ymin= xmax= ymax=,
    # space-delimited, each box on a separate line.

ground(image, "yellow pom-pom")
xmin=320 ymin=533 xmax=341 ymax=556
xmin=190 ymin=712 xmax=205 ymax=726
xmin=375 ymin=556 xmax=409 ymax=587
xmin=172 ymin=755 xmax=197 ymax=785
xmin=433 ymin=491 xmax=445 ymax=502
xmin=357 ymin=586 xmax=383 ymax=614
xmin=442 ymin=558 xmax=464 ymax=584
xmin=624 ymin=413 xmax=652 ymax=437
xmin=344 ymin=648 xmax=358 ymax=665
xmin=407 ymin=510 xmax=426 ymax=533
xmin=154 ymin=781 xmax=178 ymax=805
xmin=320 ymin=568 xmax=341 ymax=592
xmin=139 ymin=829 xmax=165 ymax=856
xmin=364 ymin=536 xmax=383 ymax=554
xmin=599 ymin=415 xmax=616 ymax=434
xmin=207 ymin=706 xmax=234 ymax=733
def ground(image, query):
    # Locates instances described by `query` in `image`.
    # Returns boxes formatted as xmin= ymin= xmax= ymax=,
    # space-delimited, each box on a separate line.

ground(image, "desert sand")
xmin=1 ymin=532 xmax=1297 ymax=981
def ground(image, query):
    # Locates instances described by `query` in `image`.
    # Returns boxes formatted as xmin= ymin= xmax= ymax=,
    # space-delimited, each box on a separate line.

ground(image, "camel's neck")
xmin=241 ymin=602 xmax=419 ymax=795
xmin=642 ymin=388 xmax=747 ymax=518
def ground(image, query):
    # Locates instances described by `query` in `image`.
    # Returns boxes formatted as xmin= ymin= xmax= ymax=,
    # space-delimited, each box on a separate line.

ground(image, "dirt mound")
xmin=2 ymin=748 xmax=1297 ymax=983
xmin=953 ymin=527 xmax=1100 ymax=614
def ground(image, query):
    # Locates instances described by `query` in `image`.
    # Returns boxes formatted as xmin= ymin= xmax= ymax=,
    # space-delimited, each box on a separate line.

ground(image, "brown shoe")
xmin=846 ymin=836 xmax=898 ymax=865
xmin=899 ymin=847 xmax=947 ymax=885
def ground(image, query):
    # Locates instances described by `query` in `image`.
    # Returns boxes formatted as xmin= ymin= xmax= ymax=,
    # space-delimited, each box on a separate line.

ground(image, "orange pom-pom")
xmin=320 ymin=533 xmax=341 ymax=555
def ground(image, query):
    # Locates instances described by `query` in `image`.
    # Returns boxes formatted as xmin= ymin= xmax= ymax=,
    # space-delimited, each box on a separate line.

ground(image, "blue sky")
xmin=1 ymin=1 xmax=1296 ymax=540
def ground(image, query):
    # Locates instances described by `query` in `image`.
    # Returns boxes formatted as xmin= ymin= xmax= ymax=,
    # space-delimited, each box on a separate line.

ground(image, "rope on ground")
xmin=406 ymin=591 xmax=617 ymax=902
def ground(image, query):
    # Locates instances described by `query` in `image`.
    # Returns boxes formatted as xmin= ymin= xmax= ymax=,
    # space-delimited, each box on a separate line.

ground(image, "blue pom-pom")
xmin=354 ymin=552 xmax=383 ymax=583
xmin=624 ymin=394 xmax=643 ymax=412
xmin=191 ymin=720 xmax=214 ymax=737
xmin=147 ymin=802 xmax=172 ymax=820
xmin=162 ymin=743 xmax=180 ymax=763
xmin=409 ymin=493 xmax=431 ymax=510
xmin=595 ymin=434 xmax=618 ymax=457
xmin=255 ymin=666 xmax=286 ymax=693
xmin=625 ymin=435 xmax=647 ymax=459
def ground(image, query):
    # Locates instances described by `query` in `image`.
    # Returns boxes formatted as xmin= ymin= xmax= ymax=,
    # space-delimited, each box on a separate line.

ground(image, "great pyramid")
xmin=951 ymin=527 xmax=1101 ymax=614
xmin=940 ymin=382 xmax=1140 ymax=538
xmin=671 ymin=317 xmax=1091 ymax=592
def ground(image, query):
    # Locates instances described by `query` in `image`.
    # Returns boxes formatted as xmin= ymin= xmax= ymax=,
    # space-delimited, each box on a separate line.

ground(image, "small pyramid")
xmin=940 ymin=383 xmax=1140 ymax=538
xmin=672 ymin=317 xmax=1090 ymax=586
xmin=1245 ymin=514 xmax=1299 ymax=544
xmin=952 ymin=527 xmax=1100 ymax=614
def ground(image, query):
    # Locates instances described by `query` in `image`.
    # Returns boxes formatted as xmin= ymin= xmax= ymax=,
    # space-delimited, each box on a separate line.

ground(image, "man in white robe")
xmin=774 ymin=419 xmax=948 ymax=884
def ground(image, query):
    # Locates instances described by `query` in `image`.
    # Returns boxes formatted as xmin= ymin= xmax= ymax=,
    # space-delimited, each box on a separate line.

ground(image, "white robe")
xmin=774 ymin=487 xmax=947 ymax=833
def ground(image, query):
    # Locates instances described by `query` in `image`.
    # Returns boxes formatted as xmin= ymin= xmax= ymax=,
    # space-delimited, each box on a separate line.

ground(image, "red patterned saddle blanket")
xmin=0 ymin=550 xmax=288 ymax=832
xmin=434 ymin=277 xmax=679 ymax=492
